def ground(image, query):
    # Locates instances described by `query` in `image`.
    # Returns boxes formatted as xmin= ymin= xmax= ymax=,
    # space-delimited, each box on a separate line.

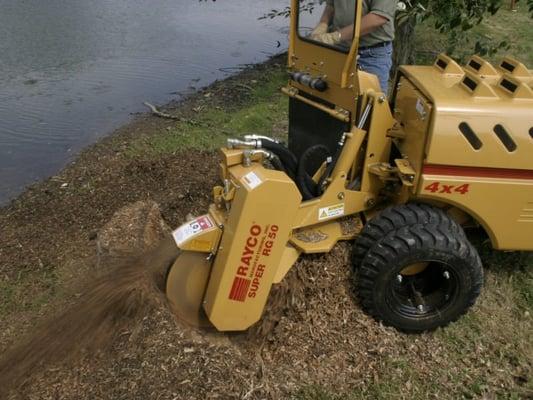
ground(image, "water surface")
xmin=0 ymin=0 xmax=289 ymax=204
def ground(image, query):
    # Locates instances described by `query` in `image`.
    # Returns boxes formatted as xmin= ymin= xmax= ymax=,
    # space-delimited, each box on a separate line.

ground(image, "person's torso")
xmin=332 ymin=0 xmax=396 ymax=48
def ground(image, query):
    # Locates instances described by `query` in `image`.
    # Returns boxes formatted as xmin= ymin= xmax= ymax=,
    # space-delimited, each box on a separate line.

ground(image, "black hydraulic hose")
xmin=297 ymin=145 xmax=330 ymax=201
xmin=261 ymin=140 xmax=298 ymax=177
xmin=270 ymin=155 xmax=296 ymax=181
xmin=270 ymin=155 xmax=285 ymax=173
xmin=297 ymin=170 xmax=315 ymax=201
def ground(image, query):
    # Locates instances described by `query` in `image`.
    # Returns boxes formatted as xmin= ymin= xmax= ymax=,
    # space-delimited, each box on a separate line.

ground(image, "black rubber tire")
xmin=352 ymin=203 xmax=464 ymax=267
xmin=357 ymin=224 xmax=483 ymax=332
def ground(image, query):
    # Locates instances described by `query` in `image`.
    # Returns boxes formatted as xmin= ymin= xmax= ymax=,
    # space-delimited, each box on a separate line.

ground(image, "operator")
xmin=311 ymin=0 xmax=398 ymax=93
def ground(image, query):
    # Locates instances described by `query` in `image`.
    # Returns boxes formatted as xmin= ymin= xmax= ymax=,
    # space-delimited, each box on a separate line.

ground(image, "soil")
xmin=0 ymin=55 xmax=530 ymax=399
xmin=0 ymin=238 xmax=177 ymax=395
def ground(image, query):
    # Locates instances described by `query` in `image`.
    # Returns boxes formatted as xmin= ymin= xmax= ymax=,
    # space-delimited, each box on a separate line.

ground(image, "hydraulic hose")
xmin=297 ymin=145 xmax=330 ymax=201
xmin=260 ymin=139 xmax=298 ymax=178
xmin=270 ymin=155 xmax=291 ymax=178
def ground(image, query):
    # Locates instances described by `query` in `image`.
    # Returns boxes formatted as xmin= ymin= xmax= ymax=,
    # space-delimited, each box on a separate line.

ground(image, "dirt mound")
xmin=96 ymin=200 xmax=172 ymax=259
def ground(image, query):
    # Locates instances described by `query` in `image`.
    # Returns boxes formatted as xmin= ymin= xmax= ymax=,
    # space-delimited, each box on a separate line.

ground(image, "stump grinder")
xmin=165 ymin=0 xmax=533 ymax=332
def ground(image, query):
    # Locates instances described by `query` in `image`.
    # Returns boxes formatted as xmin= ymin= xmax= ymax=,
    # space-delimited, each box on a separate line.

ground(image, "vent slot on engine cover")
xmin=500 ymin=60 xmax=516 ymax=73
xmin=498 ymin=57 xmax=531 ymax=78
xmin=462 ymin=76 xmax=477 ymax=91
xmin=459 ymin=122 xmax=483 ymax=150
xmin=434 ymin=54 xmax=464 ymax=76
xmin=500 ymin=78 xmax=518 ymax=93
xmin=465 ymin=56 xmax=499 ymax=77
xmin=460 ymin=72 xmax=496 ymax=98
xmin=498 ymin=75 xmax=533 ymax=99
xmin=436 ymin=58 xmax=447 ymax=69
xmin=493 ymin=124 xmax=517 ymax=152
xmin=469 ymin=59 xmax=481 ymax=71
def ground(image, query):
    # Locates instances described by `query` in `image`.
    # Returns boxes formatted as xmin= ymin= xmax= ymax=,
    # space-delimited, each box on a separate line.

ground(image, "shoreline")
xmin=1 ymin=53 xmax=287 ymax=208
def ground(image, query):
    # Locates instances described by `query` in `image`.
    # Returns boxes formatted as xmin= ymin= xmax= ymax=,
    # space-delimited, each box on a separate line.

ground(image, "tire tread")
xmin=356 ymin=223 xmax=483 ymax=332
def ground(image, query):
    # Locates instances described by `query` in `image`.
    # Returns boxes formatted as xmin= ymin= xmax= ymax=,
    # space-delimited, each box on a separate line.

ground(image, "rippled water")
xmin=0 ymin=0 xmax=288 ymax=204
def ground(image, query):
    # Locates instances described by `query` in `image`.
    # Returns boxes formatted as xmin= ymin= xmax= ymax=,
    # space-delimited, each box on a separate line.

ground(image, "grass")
xmin=0 ymin=267 xmax=59 ymax=316
xmin=415 ymin=5 xmax=533 ymax=66
xmin=127 ymin=68 xmax=288 ymax=156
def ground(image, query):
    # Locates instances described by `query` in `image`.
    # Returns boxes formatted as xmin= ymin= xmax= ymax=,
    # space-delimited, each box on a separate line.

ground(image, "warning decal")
xmin=172 ymin=216 xmax=214 ymax=246
xmin=243 ymin=171 xmax=262 ymax=190
xmin=318 ymin=203 xmax=345 ymax=221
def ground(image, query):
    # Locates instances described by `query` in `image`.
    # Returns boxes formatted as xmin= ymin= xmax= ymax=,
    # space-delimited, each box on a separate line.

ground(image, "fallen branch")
xmin=236 ymin=83 xmax=253 ymax=91
xmin=143 ymin=102 xmax=181 ymax=120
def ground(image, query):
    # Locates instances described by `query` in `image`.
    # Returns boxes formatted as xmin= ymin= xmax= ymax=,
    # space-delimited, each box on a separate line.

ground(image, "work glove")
xmin=314 ymin=31 xmax=342 ymax=46
xmin=310 ymin=22 xmax=328 ymax=38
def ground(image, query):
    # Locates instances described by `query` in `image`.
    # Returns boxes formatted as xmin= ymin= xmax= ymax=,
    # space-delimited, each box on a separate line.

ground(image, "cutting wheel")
xmin=165 ymin=251 xmax=213 ymax=328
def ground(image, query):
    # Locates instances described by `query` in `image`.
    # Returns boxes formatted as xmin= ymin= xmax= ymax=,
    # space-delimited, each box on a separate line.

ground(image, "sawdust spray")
xmin=0 ymin=238 xmax=179 ymax=397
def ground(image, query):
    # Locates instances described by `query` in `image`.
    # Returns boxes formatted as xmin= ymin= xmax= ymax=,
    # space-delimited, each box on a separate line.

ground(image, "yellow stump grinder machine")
xmin=165 ymin=0 xmax=533 ymax=332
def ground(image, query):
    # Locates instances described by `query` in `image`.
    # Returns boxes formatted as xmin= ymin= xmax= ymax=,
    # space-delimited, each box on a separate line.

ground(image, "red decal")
xmin=229 ymin=224 xmax=280 ymax=302
xmin=440 ymin=184 xmax=453 ymax=194
xmin=454 ymin=184 xmax=470 ymax=194
xmin=197 ymin=216 xmax=213 ymax=230
xmin=229 ymin=277 xmax=251 ymax=302
xmin=424 ymin=181 xmax=470 ymax=195
xmin=423 ymin=165 xmax=533 ymax=180
xmin=424 ymin=182 xmax=440 ymax=193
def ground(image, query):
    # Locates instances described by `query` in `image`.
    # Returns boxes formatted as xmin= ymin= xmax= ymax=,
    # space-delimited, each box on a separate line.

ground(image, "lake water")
xmin=0 ymin=0 xmax=289 ymax=204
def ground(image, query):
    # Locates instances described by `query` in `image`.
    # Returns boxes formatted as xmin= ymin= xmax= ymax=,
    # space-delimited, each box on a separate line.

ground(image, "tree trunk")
xmin=392 ymin=15 xmax=417 ymax=76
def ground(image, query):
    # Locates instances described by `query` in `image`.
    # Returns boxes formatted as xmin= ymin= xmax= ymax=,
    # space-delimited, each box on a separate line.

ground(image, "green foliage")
xmin=260 ymin=0 xmax=532 ymax=61
xmin=524 ymin=0 xmax=533 ymax=15
xmin=396 ymin=0 xmax=527 ymax=58
xmin=414 ymin=6 xmax=533 ymax=66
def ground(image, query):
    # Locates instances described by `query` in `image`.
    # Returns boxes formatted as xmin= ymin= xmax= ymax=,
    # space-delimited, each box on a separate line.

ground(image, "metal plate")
xmin=288 ymin=97 xmax=349 ymax=163
xmin=165 ymin=251 xmax=213 ymax=328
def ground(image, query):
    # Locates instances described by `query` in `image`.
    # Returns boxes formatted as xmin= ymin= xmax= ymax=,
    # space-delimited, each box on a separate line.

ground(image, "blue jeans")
xmin=358 ymin=42 xmax=393 ymax=94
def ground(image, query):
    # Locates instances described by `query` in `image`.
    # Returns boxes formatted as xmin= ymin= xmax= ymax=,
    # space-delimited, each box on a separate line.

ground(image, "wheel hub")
xmin=389 ymin=262 xmax=459 ymax=319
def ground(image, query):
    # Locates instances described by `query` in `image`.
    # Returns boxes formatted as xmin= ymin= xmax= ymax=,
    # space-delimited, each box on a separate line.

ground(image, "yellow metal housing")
xmin=203 ymin=164 xmax=302 ymax=331
xmin=394 ymin=55 xmax=533 ymax=250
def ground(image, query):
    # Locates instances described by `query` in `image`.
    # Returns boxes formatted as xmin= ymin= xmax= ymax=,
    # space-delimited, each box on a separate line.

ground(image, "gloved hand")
xmin=314 ymin=31 xmax=342 ymax=46
xmin=310 ymin=22 xmax=328 ymax=38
